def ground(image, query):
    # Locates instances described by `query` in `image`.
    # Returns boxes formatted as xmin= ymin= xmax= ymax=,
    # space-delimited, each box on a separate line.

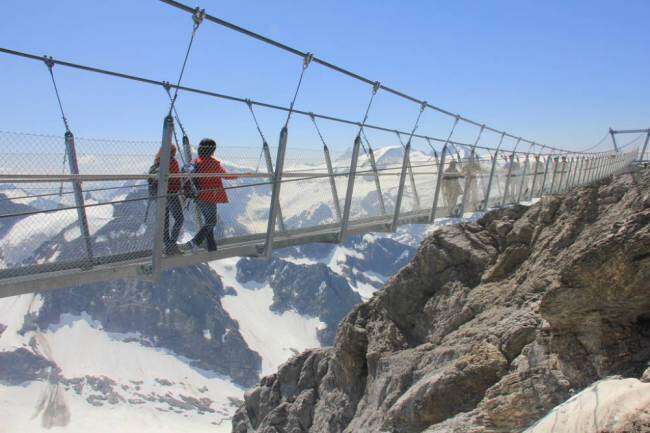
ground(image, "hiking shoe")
xmin=179 ymin=241 xmax=197 ymax=253
xmin=165 ymin=244 xmax=182 ymax=256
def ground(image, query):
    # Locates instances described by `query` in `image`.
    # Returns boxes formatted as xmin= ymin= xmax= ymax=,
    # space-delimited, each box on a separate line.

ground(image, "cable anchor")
xmin=372 ymin=81 xmax=381 ymax=94
xmin=43 ymin=55 xmax=55 ymax=70
xmin=192 ymin=7 xmax=205 ymax=29
xmin=303 ymin=52 xmax=314 ymax=69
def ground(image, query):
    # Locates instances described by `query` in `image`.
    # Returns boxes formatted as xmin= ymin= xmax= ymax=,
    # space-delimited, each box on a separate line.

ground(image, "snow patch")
xmin=212 ymin=258 xmax=323 ymax=376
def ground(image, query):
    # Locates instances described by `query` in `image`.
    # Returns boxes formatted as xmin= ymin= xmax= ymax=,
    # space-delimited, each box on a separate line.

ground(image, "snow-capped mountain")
xmin=0 ymin=147 xmax=428 ymax=432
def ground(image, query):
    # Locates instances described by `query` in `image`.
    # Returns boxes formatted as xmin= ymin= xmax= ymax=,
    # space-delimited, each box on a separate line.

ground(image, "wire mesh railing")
xmin=0 ymin=125 xmax=637 ymax=295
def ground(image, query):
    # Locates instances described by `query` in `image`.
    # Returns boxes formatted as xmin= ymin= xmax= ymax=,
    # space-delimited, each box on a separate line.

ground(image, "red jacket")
xmin=168 ymin=159 xmax=181 ymax=194
xmin=193 ymin=157 xmax=237 ymax=204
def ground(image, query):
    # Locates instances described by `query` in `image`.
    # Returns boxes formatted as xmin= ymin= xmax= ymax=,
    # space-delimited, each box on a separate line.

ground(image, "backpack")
xmin=182 ymin=161 xmax=201 ymax=198
xmin=147 ymin=163 xmax=159 ymax=197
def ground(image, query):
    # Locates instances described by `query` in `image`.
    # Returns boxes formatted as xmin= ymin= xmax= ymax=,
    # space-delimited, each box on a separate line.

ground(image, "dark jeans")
xmin=164 ymin=195 xmax=184 ymax=250
xmin=192 ymin=201 xmax=219 ymax=251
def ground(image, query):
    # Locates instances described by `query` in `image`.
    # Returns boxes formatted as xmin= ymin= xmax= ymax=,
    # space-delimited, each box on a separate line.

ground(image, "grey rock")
xmin=233 ymin=168 xmax=650 ymax=432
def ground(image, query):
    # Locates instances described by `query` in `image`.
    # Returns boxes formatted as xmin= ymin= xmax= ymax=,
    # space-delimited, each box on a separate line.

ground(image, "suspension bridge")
xmin=0 ymin=1 xmax=645 ymax=298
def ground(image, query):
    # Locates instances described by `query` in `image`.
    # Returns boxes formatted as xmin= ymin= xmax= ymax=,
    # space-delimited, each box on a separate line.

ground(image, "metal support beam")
xmin=516 ymin=153 xmax=529 ymax=202
xmin=64 ymin=131 xmax=94 ymax=264
xmin=338 ymin=134 xmax=361 ymax=242
xmin=181 ymin=134 xmax=203 ymax=229
xmin=584 ymin=157 xmax=594 ymax=185
xmin=529 ymin=154 xmax=541 ymax=200
xmin=640 ymin=132 xmax=650 ymax=161
xmin=540 ymin=155 xmax=553 ymax=193
xmin=549 ymin=157 xmax=560 ymax=193
xmin=556 ymin=157 xmax=566 ymax=193
xmin=429 ymin=145 xmax=448 ymax=222
xmin=264 ymin=125 xmax=289 ymax=259
xmin=407 ymin=156 xmax=421 ymax=210
xmin=501 ymin=138 xmax=521 ymax=206
xmin=482 ymin=153 xmax=499 ymax=209
xmin=568 ymin=156 xmax=579 ymax=189
xmin=366 ymin=144 xmax=386 ymax=215
xmin=391 ymin=141 xmax=411 ymax=231
xmin=481 ymin=133 xmax=505 ymax=210
xmin=263 ymin=126 xmax=289 ymax=257
xmin=262 ymin=141 xmax=286 ymax=232
xmin=395 ymin=131 xmax=420 ymax=211
xmin=323 ymin=144 xmax=342 ymax=221
xmin=152 ymin=115 xmax=174 ymax=279
xmin=575 ymin=157 xmax=585 ymax=186
xmin=459 ymin=125 xmax=484 ymax=215
xmin=609 ymin=128 xmax=619 ymax=152
xmin=560 ymin=157 xmax=573 ymax=192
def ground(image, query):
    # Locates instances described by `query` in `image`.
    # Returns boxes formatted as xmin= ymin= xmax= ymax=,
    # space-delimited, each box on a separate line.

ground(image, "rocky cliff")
xmin=232 ymin=167 xmax=650 ymax=433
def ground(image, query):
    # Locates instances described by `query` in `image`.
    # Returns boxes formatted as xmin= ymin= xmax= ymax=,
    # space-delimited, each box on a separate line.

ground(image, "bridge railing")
xmin=0 ymin=124 xmax=636 ymax=294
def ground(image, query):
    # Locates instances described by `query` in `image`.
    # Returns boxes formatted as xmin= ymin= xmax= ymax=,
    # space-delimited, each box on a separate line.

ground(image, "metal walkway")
xmin=0 ymin=0 xmax=644 ymax=297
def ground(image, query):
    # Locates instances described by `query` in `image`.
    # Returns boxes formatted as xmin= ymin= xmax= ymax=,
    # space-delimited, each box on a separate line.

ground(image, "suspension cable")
xmin=245 ymin=100 xmax=268 ymax=173
xmin=167 ymin=6 xmax=205 ymax=116
xmin=43 ymin=56 xmax=72 ymax=200
xmin=157 ymin=0 xmax=572 ymax=154
xmin=43 ymin=56 xmax=71 ymax=133
xmin=0 ymin=47 xmax=592 ymax=155
xmin=357 ymin=81 xmax=380 ymax=136
xmin=246 ymin=99 xmax=268 ymax=145
xmin=309 ymin=113 xmax=327 ymax=148
xmin=284 ymin=53 xmax=313 ymax=127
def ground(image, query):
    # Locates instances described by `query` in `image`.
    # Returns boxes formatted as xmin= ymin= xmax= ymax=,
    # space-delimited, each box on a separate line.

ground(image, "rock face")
xmin=237 ymin=258 xmax=363 ymax=345
xmin=26 ymin=264 xmax=262 ymax=388
xmin=232 ymin=168 xmax=650 ymax=432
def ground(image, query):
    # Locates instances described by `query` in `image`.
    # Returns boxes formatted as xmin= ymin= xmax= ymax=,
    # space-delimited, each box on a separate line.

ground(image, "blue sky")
xmin=1 ymin=0 xmax=649 ymax=155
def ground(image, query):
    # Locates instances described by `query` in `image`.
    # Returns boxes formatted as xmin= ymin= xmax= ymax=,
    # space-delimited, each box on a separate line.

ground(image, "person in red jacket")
xmin=182 ymin=138 xmax=236 ymax=252
xmin=149 ymin=144 xmax=184 ymax=255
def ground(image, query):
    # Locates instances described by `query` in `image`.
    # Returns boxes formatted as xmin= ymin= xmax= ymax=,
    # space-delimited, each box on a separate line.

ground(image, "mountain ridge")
xmin=232 ymin=167 xmax=650 ymax=433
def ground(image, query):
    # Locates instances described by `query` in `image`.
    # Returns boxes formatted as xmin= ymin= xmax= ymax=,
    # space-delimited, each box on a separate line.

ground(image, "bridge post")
xmin=429 ymin=145 xmax=448 ymax=222
xmin=569 ymin=156 xmax=580 ymax=188
xmin=557 ymin=156 xmax=567 ymax=193
xmin=566 ymin=156 xmax=575 ymax=189
xmin=639 ymin=132 xmax=650 ymax=162
xmin=528 ymin=154 xmax=539 ymax=200
xmin=64 ymin=131 xmax=94 ymax=265
xmin=577 ymin=156 xmax=586 ymax=185
xmin=151 ymin=115 xmax=174 ymax=279
xmin=459 ymin=148 xmax=476 ymax=215
xmin=539 ymin=155 xmax=552 ymax=193
xmin=609 ymin=128 xmax=619 ymax=152
xmin=391 ymin=141 xmax=412 ymax=231
xmin=516 ymin=153 xmax=530 ymax=203
xmin=366 ymin=144 xmax=386 ymax=215
xmin=264 ymin=126 xmax=288 ymax=258
xmin=181 ymin=135 xmax=203 ymax=229
xmin=562 ymin=158 xmax=573 ymax=191
xmin=501 ymin=139 xmax=521 ymax=206
xmin=459 ymin=125 xmax=484 ymax=216
xmin=263 ymin=142 xmax=286 ymax=232
xmin=482 ymin=150 xmax=499 ymax=210
xmin=338 ymin=134 xmax=361 ymax=242
xmin=598 ymin=154 xmax=609 ymax=180
xmin=582 ymin=157 xmax=592 ymax=185
xmin=394 ymin=131 xmax=420 ymax=211
xmin=407 ymin=156 xmax=421 ymax=211
xmin=574 ymin=157 xmax=584 ymax=186
xmin=549 ymin=157 xmax=560 ymax=193
xmin=591 ymin=155 xmax=600 ymax=182
xmin=323 ymin=144 xmax=342 ymax=221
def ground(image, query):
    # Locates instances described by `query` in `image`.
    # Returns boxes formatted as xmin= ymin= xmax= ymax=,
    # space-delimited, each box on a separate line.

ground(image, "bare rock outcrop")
xmin=232 ymin=168 xmax=650 ymax=433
